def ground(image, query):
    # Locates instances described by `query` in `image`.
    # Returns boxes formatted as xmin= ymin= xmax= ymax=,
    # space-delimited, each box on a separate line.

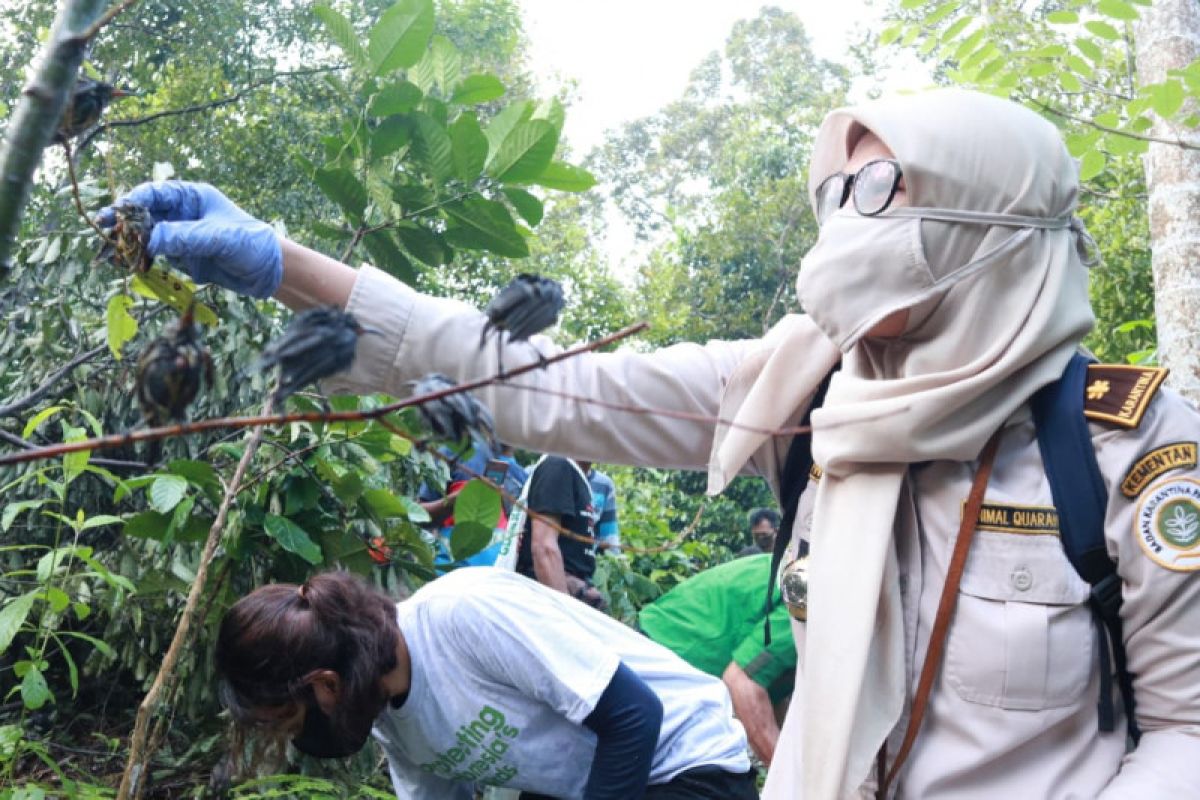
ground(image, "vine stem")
xmin=116 ymin=401 xmax=271 ymax=800
xmin=0 ymin=323 xmax=651 ymax=466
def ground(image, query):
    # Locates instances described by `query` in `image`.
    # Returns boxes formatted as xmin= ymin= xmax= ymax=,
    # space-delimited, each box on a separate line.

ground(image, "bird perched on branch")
xmin=96 ymin=201 xmax=154 ymax=273
xmin=480 ymin=273 xmax=565 ymax=376
xmin=135 ymin=304 xmax=214 ymax=426
xmin=53 ymin=77 xmax=132 ymax=144
xmin=256 ymin=306 xmax=379 ymax=407
xmin=410 ymin=373 xmax=496 ymax=451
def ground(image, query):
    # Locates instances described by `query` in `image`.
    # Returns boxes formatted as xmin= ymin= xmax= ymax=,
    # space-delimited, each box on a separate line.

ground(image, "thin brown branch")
xmin=74 ymin=0 xmax=142 ymax=42
xmin=0 ymin=344 xmax=107 ymax=418
xmin=0 ymin=428 xmax=146 ymax=470
xmin=1024 ymin=93 xmax=1200 ymax=150
xmin=0 ymin=323 xmax=650 ymax=467
xmin=117 ymin=402 xmax=271 ymax=800
xmin=64 ymin=141 xmax=111 ymax=243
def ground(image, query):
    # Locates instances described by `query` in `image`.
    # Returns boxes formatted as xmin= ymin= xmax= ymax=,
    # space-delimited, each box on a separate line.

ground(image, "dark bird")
xmin=135 ymin=304 xmax=214 ymax=426
xmin=479 ymin=274 xmax=565 ymax=375
xmin=410 ymin=373 xmax=496 ymax=450
xmin=96 ymin=201 xmax=154 ymax=273
xmin=256 ymin=306 xmax=378 ymax=407
xmin=53 ymin=78 xmax=132 ymax=144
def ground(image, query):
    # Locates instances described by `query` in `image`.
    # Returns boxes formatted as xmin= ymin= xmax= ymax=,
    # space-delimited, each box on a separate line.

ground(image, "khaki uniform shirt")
xmin=329 ymin=266 xmax=1200 ymax=798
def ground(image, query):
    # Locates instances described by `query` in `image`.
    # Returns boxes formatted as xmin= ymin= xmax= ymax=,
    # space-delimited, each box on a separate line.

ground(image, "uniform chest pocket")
xmin=945 ymin=532 xmax=1094 ymax=710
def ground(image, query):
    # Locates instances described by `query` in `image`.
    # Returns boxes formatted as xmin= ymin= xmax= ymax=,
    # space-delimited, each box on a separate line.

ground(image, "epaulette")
xmin=1082 ymin=363 xmax=1169 ymax=428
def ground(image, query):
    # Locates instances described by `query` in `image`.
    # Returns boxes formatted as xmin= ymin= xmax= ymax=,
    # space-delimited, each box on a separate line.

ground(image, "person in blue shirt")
xmin=580 ymin=462 xmax=621 ymax=554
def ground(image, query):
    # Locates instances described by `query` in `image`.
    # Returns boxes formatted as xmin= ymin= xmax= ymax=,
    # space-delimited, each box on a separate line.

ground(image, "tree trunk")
xmin=0 ymin=0 xmax=109 ymax=279
xmin=1136 ymin=0 xmax=1200 ymax=405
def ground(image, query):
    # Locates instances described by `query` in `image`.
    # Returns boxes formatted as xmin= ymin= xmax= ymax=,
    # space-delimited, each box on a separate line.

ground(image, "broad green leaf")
xmin=3 ymin=499 xmax=49 ymax=532
xmin=401 ymin=495 xmax=431 ymax=523
xmin=113 ymin=474 xmax=157 ymax=503
xmin=21 ymin=666 xmax=51 ymax=710
xmin=412 ymin=35 xmax=461 ymax=95
xmin=1150 ymin=80 xmax=1185 ymax=118
xmin=313 ymin=4 xmax=366 ymax=68
xmin=453 ymin=479 xmax=501 ymax=529
xmin=1079 ymin=150 xmax=1107 ymax=181
xmin=451 ymin=74 xmax=505 ymax=105
xmin=263 ymin=514 xmax=324 ymax=565
xmin=371 ymin=116 xmax=411 ymax=158
xmin=1046 ymin=10 xmax=1078 ymax=24
xmin=450 ymin=112 xmax=488 ymax=181
xmin=362 ymin=488 xmax=408 ymax=518
xmin=879 ymin=24 xmax=904 ymax=47
xmin=408 ymin=111 xmax=454 ymax=181
xmin=37 ymin=546 xmax=79 ymax=582
xmin=1065 ymin=54 xmax=1094 ymax=79
xmin=1033 ymin=44 xmax=1067 ymax=58
xmin=368 ymin=0 xmax=435 ymax=76
xmin=1060 ymin=71 xmax=1082 ymax=92
xmin=22 ymin=406 xmax=64 ymax=440
xmin=123 ymin=511 xmax=170 ymax=541
xmin=43 ymin=588 xmax=69 ymax=614
xmin=977 ymin=56 xmax=1005 ymax=82
xmin=532 ymin=98 xmax=566 ymax=132
xmin=900 ymin=0 xmax=931 ymax=8
xmin=484 ymin=101 xmax=533 ymax=154
xmin=72 ymin=603 xmax=90 ymax=621
xmin=952 ymin=28 xmax=986 ymax=61
xmin=1097 ymin=0 xmax=1138 ymax=21
xmin=532 ymin=161 xmax=597 ymax=192
xmin=167 ymin=459 xmax=220 ymax=493
xmin=1026 ymin=62 xmax=1055 ymax=79
xmin=502 ymin=187 xmax=544 ymax=226
xmin=79 ymin=514 xmax=123 ymax=531
xmin=443 ymin=197 xmax=529 ymax=258
xmin=1084 ymin=21 xmax=1120 ymax=40
xmin=314 ymin=168 xmax=368 ymax=224
xmin=60 ymin=423 xmax=89 ymax=485
xmin=1074 ymin=37 xmax=1104 ymax=62
xmin=396 ymin=223 xmax=450 ymax=266
xmin=59 ymin=631 xmax=114 ymax=659
xmin=105 ymin=295 xmax=138 ymax=360
xmin=149 ymin=475 xmax=187 ymax=514
xmin=450 ymin=521 xmax=493 ymax=561
xmin=488 ymin=120 xmax=558 ymax=183
xmin=363 ymin=229 xmax=418 ymax=284
xmin=940 ymin=16 xmax=972 ymax=43
xmin=369 ymin=81 xmax=422 ymax=116
xmin=924 ymin=1 xmax=960 ymax=26
xmin=1105 ymin=132 xmax=1149 ymax=156
xmin=0 ymin=594 xmax=38 ymax=654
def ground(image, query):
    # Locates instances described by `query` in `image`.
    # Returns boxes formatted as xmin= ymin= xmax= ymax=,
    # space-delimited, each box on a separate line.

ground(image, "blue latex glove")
xmin=97 ymin=181 xmax=282 ymax=299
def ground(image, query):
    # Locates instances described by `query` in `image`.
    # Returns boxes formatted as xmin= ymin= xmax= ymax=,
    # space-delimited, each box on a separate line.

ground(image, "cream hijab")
xmin=712 ymin=89 xmax=1096 ymax=797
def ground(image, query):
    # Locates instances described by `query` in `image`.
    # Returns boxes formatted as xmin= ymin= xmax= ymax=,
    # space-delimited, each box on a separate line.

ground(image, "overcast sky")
xmin=518 ymin=1 xmax=921 ymax=156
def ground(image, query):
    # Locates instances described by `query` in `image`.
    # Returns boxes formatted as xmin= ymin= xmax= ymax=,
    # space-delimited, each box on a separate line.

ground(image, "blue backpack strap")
xmin=1030 ymin=353 xmax=1139 ymax=742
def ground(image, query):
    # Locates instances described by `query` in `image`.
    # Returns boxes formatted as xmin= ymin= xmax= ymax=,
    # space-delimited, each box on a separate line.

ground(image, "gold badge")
xmin=965 ymin=501 xmax=1060 ymax=535
xmin=1135 ymin=478 xmax=1200 ymax=571
xmin=1083 ymin=364 xmax=1169 ymax=429
xmin=1121 ymin=442 xmax=1198 ymax=498
xmin=808 ymin=463 xmax=823 ymax=483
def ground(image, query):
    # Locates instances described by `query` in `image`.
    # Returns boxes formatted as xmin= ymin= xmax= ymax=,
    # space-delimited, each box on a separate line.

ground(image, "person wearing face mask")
xmin=105 ymin=88 xmax=1200 ymax=798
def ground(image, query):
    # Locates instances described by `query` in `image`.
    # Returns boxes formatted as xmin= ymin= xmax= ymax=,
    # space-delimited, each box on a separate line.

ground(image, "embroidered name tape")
xmin=1083 ymin=364 xmax=1169 ymax=429
xmin=964 ymin=501 xmax=1060 ymax=535
xmin=1121 ymin=442 xmax=1198 ymax=498
xmin=1135 ymin=478 xmax=1200 ymax=572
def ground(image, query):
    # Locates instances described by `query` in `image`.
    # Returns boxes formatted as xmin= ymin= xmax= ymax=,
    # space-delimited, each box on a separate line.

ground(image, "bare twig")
xmin=117 ymin=402 xmax=272 ymax=800
xmin=0 ymin=428 xmax=146 ymax=470
xmin=0 ymin=323 xmax=650 ymax=466
xmin=74 ymin=0 xmax=141 ymax=42
xmin=0 ymin=344 xmax=107 ymax=418
xmin=1023 ymin=93 xmax=1200 ymax=150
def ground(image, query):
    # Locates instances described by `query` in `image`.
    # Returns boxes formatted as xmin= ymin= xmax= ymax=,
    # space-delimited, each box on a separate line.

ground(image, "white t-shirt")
xmin=373 ymin=567 xmax=749 ymax=799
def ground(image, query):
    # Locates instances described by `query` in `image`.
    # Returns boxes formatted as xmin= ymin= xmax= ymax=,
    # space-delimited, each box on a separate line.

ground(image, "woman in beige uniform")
xmin=106 ymin=89 xmax=1200 ymax=798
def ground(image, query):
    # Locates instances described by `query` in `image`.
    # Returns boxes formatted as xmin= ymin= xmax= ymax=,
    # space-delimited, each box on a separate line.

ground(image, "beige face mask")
xmin=796 ymin=206 xmax=1083 ymax=351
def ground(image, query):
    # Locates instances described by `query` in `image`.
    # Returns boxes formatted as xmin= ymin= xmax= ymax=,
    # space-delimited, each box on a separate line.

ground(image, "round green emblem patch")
xmin=1135 ymin=478 xmax=1200 ymax=571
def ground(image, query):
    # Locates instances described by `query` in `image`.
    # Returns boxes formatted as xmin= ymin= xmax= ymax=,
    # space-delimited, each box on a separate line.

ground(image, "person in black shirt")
xmin=516 ymin=455 xmax=606 ymax=609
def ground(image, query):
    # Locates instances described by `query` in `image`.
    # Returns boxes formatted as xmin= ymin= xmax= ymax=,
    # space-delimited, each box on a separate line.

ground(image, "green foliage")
xmin=879 ymin=0 xmax=1167 ymax=363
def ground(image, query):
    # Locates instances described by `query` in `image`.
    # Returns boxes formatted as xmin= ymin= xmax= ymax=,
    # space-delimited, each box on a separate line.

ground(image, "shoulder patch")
xmin=1083 ymin=364 xmax=1169 ymax=429
xmin=1135 ymin=478 xmax=1200 ymax=571
xmin=1121 ymin=442 xmax=1198 ymax=498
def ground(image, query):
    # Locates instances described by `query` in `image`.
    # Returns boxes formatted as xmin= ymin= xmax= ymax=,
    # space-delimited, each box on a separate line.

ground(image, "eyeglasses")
xmin=813 ymin=159 xmax=904 ymax=225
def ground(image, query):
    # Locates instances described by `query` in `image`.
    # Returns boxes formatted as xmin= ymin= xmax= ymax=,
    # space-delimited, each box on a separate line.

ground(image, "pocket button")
xmin=1010 ymin=567 xmax=1033 ymax=592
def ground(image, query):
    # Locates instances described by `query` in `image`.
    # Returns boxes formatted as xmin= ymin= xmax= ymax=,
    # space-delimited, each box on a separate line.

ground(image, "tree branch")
xmin=0 ymin=0 xmax=111 ymax=278
xmin=0 ymin=428 xmax=145 ymax=470
xmin=1024 ymin=93 xmax=1200 ymax=151
xmin=0 ymin=344 xmax=107 ymax=418
xmin=117 ymin=402 xmax=271 ymax=800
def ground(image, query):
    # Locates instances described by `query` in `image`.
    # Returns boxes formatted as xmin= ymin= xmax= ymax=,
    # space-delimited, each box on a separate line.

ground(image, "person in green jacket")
xmin=638 ymin=554 xmax=794 ymax=766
